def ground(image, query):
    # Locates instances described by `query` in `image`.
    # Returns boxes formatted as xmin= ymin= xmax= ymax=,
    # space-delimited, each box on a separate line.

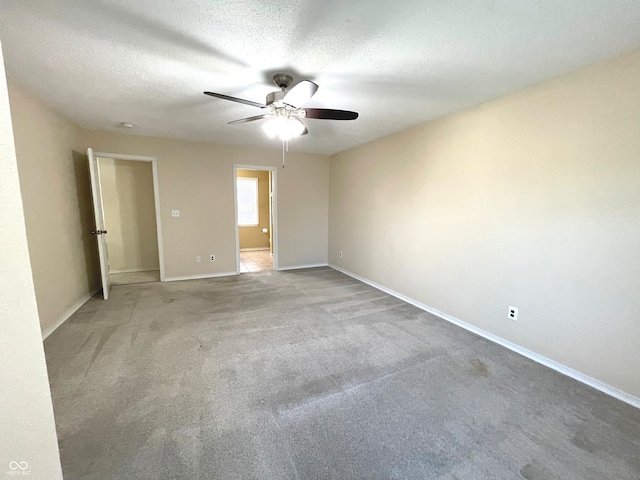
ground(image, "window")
xmin=237 ymin=177 xmax=259 ymax=226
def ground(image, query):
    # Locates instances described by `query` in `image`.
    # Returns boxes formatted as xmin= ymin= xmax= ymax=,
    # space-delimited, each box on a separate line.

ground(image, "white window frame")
xmin=237 ymin=177 xmax=259 ymax=227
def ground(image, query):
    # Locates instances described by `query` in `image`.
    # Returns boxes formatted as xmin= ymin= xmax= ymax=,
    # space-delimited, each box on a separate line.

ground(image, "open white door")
xmin=87 ymin=148 xmax=111 ymax=299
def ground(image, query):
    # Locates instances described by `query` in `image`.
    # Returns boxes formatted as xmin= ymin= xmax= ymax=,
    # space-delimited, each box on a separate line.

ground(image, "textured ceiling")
xmin=1 ymin=1 xmax=640 ymax=155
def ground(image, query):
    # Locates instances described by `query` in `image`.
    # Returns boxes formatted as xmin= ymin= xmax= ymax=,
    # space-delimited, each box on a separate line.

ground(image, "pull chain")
xmin=282 ymin=140 xmax=289 ymax=169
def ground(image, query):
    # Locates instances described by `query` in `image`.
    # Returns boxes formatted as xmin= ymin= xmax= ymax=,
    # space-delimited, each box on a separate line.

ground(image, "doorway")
xmin=234 ymin=165 xmax=278 ymax=273
xmin=88 ymin=149 xmax=165 ymax=298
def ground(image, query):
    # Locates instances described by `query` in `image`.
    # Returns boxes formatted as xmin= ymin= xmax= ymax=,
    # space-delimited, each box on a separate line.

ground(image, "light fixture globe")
xmin=262 ymin=115 xmax=305 ymax=141
xmin=261 ymin=117 xmax=280 ymax=139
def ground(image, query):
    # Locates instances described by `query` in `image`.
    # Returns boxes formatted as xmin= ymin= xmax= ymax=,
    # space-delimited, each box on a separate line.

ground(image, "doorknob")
xmin=91 ymin=230 xmax=108 ymax=235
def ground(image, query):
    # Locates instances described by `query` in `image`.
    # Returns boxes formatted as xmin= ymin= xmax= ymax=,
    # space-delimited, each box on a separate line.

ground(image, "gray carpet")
xmin=44 ymin=267 xmax=640 ymax=479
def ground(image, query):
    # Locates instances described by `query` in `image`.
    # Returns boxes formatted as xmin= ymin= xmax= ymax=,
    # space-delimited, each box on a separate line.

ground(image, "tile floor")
xmin=110 ymin=270 xmax=160 ymax=285
xmin=240 ymin=250 xmax=273 ymax=273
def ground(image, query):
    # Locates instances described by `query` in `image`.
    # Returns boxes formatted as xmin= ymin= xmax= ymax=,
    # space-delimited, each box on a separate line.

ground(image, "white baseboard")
xmin=278 ymin=263 xmax=328 ymax=271
xmin=164 ymin=271 xmax=238 ymax=282
xmin=42 ymin=287 xmax=100 ymax=340
xmin=329 ymin=264 xmax=640 ymax=410
xmin=240 ymin=247 xmax=270 ymax=252
xmin=110 ymin=267 xmax=159 ymax=274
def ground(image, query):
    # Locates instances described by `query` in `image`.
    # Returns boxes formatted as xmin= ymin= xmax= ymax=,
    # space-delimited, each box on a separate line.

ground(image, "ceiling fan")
xmin=204 ymin=74 xmax=358 ymax=142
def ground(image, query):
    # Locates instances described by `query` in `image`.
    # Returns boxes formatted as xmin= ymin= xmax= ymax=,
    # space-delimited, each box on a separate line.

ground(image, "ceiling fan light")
xmin=262 ymin=114 xmax=306 ymax=141
xmin=261 ymin=118 xmax=279 ymax=138
xmin=278 ymin=130 xmax=293 ymax=141
xmin=273 ymin=116 xmax=291 ymax=140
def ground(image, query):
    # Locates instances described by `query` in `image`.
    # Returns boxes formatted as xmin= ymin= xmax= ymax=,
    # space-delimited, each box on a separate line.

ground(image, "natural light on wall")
xmin=237 ymin=177 xmax=259 ymax=226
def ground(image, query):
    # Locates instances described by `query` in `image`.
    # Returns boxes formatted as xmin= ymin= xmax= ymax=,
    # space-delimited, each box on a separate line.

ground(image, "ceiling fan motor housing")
xmin=272 ymin=73 xmax=293 ymax=89
xmin=266 ymin=90 xmax=287 ymax=106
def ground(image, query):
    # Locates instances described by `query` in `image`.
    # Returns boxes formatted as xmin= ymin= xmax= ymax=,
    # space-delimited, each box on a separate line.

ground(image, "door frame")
xmin=93 ymin=151 xmax=166 ymax=282
xmin=233 ymin=164 xmax=278 ymax=273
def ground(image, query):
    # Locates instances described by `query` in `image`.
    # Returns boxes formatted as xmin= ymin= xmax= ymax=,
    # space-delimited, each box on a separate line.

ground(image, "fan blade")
xmin=228 ymin=114 xmax=270 ymax=125
xmin=290 ymin=116 xmax=309 ymax=136
xmin=282 ymin=80 xmax=318 ymax=107
xmin=204 ymin=92 xmax=266 ymax=108
xmin=304 ymin=108 xmax=358 ymax=120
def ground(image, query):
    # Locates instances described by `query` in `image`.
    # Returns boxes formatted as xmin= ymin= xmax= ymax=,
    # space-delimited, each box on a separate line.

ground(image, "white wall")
xmin=99 ymin=158 xmax=159 ymax=273
xmin=329 ymin=48 xmax=640 ymax=400
xmin=0 ymin=39 xmax=63 ymax=479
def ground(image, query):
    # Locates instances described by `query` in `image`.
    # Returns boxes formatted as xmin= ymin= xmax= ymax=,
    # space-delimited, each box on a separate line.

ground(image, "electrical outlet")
xmin=210 ymin=255 xmax=215 ymax=262
xmin=508 ymin=306 xmax=519 ymax=321
xmin=196 ymin=256 xmax=201 ymax=263
xmin=339 ymin=251 xmax=343 ymax=258
xmin=171 ymin=210 xmax=180 ymax=217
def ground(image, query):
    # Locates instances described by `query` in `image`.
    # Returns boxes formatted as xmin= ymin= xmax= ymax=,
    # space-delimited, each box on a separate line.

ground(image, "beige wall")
xmin=99 ymin=158 xmax=159 ymax=273
xmin=329 ymin=48 xmax=640 ymax=399
xmin=0 ymin=40 xmax=63 ymax=478
xmin=7 ymin=79 xmax=329 ymax=333
xmin=9 ymin=82 xmax=99 ymax=335
xmin=238 ymin=169 xmax=270 ymax=249
xmin=81 ymin=130 xmax=329 ymax=277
